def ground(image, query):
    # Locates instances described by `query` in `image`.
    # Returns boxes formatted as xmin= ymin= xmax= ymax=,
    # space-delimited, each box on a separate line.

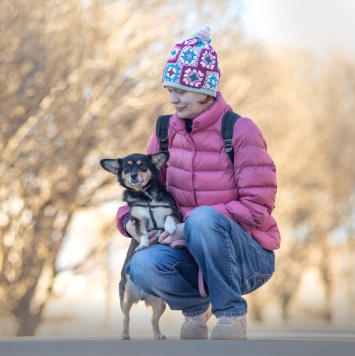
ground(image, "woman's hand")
xmin=158 ymin=223 xmax=185 ymax=245
xmin=126 ymin=219 xmax=161 ymax=246
xmin=126 ymin=219 xmax=185 ymax=246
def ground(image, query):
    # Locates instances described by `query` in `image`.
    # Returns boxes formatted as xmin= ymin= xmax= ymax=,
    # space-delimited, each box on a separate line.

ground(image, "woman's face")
xmin=167 ymin=87 xmax=213 ymax=119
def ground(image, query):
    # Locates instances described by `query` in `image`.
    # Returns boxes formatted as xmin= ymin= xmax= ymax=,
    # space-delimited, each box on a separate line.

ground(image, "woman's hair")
xmin=198 ymin=95 xmax=214 ymax=105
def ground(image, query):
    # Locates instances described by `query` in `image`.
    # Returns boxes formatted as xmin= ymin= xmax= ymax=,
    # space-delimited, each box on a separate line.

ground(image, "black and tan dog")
xmin=100 ymin=152 xmax=182 ymax=340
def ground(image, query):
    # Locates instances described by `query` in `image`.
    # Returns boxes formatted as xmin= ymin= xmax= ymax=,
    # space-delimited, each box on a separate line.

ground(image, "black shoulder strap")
xmin=222 ymin=111 xmax=241 ymax=165
xmin=156 ymin=112 xmax=241 ymax=164
xmin=156 ymin=115 xmax=172 ymax=152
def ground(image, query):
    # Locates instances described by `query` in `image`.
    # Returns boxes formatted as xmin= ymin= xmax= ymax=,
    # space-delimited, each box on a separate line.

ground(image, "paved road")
xmin=1 ymin=328 xmax=354 ymax=356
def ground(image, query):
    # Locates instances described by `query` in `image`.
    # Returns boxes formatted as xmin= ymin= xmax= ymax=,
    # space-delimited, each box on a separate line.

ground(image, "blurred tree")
xmin=0 ymin=0 xmax=182 ymax=336
xmin=258 ymin=50 xmax=355 ymax=322
xmin=0 ymin=0 xmax=247 ymax=336
xmin=308 ymin=55 xmax=355 ymax=321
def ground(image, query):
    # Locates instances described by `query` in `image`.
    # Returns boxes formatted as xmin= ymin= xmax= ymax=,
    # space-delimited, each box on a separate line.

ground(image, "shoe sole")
xmin=211 ymin=331 xmax=247 ymax=340
xmin=181 ymin=335 xmax=208 ymax=340
xmin=180 ymin=332 xmax=208 ymax=340
xmin=180 ymin=328 xmax=208 ymax=340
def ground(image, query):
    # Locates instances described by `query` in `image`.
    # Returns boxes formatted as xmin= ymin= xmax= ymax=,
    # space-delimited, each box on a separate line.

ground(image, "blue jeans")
xmin=126 ymin=206 xmax=275 ymax=318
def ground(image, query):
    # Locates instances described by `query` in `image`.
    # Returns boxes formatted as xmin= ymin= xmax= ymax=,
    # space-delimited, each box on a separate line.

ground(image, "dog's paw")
xmin=121 ymin=334 xmax=131 ymax=340
xmin=154 ymin=333 xmax=166 ymax=340
xmin=164 ymin=216 xmax=177 ymax=235
xmin=134 ymin=243 xmax=148 ymax=253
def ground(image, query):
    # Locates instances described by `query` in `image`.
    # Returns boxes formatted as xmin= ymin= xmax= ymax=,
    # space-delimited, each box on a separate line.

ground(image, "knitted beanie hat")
xmin=162 ymin=24 xmax=220 ymax=97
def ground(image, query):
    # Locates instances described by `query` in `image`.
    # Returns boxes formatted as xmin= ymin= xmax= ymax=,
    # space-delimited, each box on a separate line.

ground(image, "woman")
xmin=116 ymin=24 xmax=280 ymax=340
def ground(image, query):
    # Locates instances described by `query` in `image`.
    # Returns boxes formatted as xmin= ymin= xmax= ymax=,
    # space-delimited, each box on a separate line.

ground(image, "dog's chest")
xmin=131 ymin=198 xmax=170 ymax=230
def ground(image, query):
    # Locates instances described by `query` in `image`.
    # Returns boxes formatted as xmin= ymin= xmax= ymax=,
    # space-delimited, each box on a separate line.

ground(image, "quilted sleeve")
xmin=225 ymin=118 xmax=277 ymax=232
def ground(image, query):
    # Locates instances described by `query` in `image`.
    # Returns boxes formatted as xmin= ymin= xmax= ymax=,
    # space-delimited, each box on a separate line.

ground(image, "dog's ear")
xmin=150 ymin=152 xmax=169 ymax=170
xmin=100 ymin=159 xmax=120 ymax=175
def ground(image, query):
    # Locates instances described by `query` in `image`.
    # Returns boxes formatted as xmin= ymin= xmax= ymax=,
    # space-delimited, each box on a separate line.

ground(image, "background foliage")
xmin=1 ymin=0 xmax=354 ymax=336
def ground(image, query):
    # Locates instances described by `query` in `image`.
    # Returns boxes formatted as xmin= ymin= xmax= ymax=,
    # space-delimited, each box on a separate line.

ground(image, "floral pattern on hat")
xmin=200 ymin=50 xmax=216 ymax=70
xmin=169 ymin=46 xmax=180 ymax=60
xmin=183 ymin=68 xmax=205 ymax=88
xmin=180 ymin=48 xmax=199 ymax=66
xmin=203 ymin=71 xmax=219 ymax=92
xmin=163 ymin=63 xmax=181 ymax=82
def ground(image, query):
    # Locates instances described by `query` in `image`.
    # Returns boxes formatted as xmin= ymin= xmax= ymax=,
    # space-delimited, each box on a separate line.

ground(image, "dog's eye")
xmin=123 ymin=165 xmax=131 ymax=173
xmin=139 ymin=164 xmax=147 ymax=172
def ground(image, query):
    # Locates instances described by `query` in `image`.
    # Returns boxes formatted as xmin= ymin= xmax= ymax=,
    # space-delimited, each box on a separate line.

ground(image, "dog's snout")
xmin=130 ymin=172 xmax=138 ymax=179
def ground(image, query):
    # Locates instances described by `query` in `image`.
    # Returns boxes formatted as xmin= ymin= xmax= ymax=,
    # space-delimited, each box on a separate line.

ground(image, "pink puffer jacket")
xmin=117 ymin=92 xmax=280 ymax=250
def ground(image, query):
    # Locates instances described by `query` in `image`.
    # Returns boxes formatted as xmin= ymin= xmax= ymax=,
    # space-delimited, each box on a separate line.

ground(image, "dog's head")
xmin=100 ymin=152 xmax=169 ymax=191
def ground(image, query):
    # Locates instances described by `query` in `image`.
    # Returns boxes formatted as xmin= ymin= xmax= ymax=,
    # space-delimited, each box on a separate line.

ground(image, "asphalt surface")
xmin=0 ymin=328 xmax=354 ymax=356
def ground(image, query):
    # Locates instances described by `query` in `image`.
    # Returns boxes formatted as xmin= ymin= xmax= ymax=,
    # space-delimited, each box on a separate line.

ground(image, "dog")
xmin=100 ymin=152 xmax=182 ymax=340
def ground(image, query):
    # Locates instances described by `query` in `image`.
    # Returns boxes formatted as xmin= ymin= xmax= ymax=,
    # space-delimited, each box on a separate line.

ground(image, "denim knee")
xmin=184 ymin=207 xmax=222 ymax=256
xmin=126 ymin=249 xmax=155 ymax=290
xmin=187 ymin=206 xmax=216 ymax=227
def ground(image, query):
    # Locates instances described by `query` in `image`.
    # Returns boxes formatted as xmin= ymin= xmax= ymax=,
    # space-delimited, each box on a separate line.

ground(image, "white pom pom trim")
xmin=191 ymin=24 xmax=211 ymax=42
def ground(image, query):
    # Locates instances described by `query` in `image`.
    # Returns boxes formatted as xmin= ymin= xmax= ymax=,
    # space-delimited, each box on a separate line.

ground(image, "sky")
xmin=241 ymin=0 xmax=355 ymax=57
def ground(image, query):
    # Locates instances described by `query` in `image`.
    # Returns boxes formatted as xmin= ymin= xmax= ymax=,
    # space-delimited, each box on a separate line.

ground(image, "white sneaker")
xmin=180 ymin=307 xmax=212 ymax=340
xmin=211 ymin=315 xmax=247 ymax=340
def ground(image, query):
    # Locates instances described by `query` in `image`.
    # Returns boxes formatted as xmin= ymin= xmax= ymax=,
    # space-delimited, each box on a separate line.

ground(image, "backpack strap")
xmin=156 ymin=114 xmax=172 ymax=152
xmin=156 ymin=111 xmax=241 ymax=164
xmin=221 ymin=111 xmax=241 ymax=165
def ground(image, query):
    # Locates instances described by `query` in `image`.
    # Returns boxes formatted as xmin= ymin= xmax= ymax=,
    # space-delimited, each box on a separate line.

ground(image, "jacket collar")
xmin=170 ymin=92 xmax=231 ymax=133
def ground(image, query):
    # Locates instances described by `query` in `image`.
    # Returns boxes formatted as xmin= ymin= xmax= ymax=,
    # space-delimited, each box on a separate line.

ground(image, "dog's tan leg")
xmin=146 ymin=295 xmax=167 ymax=340
xmin=121 ymin=298 xmax=134 ymax=340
